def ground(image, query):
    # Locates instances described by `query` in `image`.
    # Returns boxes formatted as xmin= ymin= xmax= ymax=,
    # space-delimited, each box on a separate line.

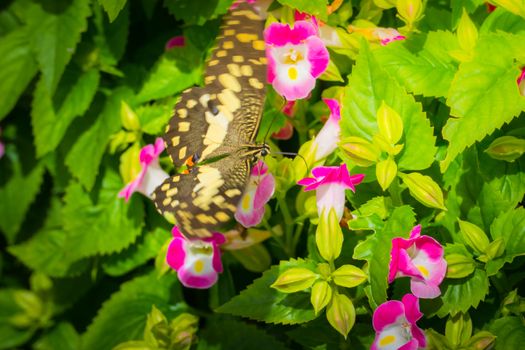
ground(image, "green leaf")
xmin=164 ymin=0 xmax=233 ymax=25
xmin=0 ymin=152 xmax=45 ymax=244
xmin=197 ymin=316 xmax=289 ymax=350
xmin=33 ymin=322 xmax=79 ymax=350
xmin=0 ymin=27 xmax=38 ymax=121
xmin=277 ymin=0 xmax=329 ymax=21
xmin=441 ymin=33 xmax=525 ymax=171
xmin=341 ymin=42 xmax=437 ymax=171
xmin=81 ymin=272 xmax=181 ymax=350
xmin=217 ymin=259 xmax=317 ymax=325
xmin=489 ymin=317 xmax=525 ymax=350
xmin=102 ymin=228 xmax=171 ymax=276
xmin=375 ymin=31 xmax=459 ymax=98
xmin=136 ymin=46 xmax=203 ymax=103
xmin=136 ymin=100 xmax=175 ymax=135
xmin=490 ymin=207 xmax=525 ymax=264
xmin=65 ymin=88 xmax=132 ymax=190
xmin=26 ymin=0 xmax=91 ymax=93
xmin=353 ymin=206 xmax=416 ymax=308
xmin=481 ymin=8 xmax=525 ymax=34
xmin=99 ymin=0 xmax=127 ymax=22
xmin=32 ymin=69 xmax=100 ymax=157
xmin=0 ymin=289 xmax=35 ymax=350
xmin=61 ymin=167 xmax=144 ymax=258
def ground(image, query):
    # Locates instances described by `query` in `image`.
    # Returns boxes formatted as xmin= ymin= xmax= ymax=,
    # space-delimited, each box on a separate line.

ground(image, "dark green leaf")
xmin=99 ymin=0 xmax=127 ymax=22
xmin=0 ymin=289 xmax=36 ymax=350
xmin=277 ymin=0 xmax=328 ymax=21
xmin=489 ymin=317 xmax=525 ymax=350
xmin=490 ymin=207 xmax=525 ymax=264
xmin=34 ymin=322 xmax=79 ymax=350
xmin=164 ymin=0 xmax=233 ymax=25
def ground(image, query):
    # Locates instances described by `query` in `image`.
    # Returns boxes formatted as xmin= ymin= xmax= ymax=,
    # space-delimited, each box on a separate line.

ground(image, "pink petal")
xmin=235 ymin=206 xmax=265 ymax=228
xmin=398 ymin=340 xmax=419 ymax=350
xmin=211 ymin=233 xmax=225 ymax=272
xmin=323 ymin=98 xmax=341 ymax=122
xmin=254 ymin=172 xmax=275 ymax=209
xmin=165 ymin=36 xmax=185 ymax=50
xmin=178 ymin=269 xmax=218 ymax=289
xmin=396 ymin=248 xmax=424 ymax=279
xmin=166 ymin=237 xmax=186 ymax=271
xmin=264 ymin=21 xmax=318 ymax=46
xmin=272 ymin=70 xmax=316 ymax=101
xmin=282 ymin=100 xmax=296 ymax=117
xmin=266 ymin=49 xmax=277 ymax=83
xmin=401 ymin=294 xmax=423 ymax=323
xmin=411 ymin=323 xmax=427 ymax=348
xmin=372 ymin=300 xmax=405 ymax=332
xmin=409 ymin=225 xmax=422 ymax=239
xmin=118 ymin=171 xmax=145 ymax=202
xmin=305 ymin=36 xmax=329 ymax=78
xmin=410 ymin=279 xmax=442 ymax=299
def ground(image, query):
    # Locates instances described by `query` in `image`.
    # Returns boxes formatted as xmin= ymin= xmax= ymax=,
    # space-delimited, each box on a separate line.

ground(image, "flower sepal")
xmin=326 ymin=292 xmax=356 ymax=338
xmin=316 ymin=208 xmax=344 ymax=262
xmin=445 ymin=253 xmax=476 ymax=279
xmin=271 ymin=267 xmax=319 ymax=293
xmin=311 ymin=280 xmax=333 ymax=314
xmin=332 ymin=264 xmax=368 ymax=288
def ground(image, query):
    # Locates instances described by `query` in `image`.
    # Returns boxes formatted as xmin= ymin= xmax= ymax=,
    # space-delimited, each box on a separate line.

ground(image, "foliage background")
xmin=0 ymin=0 xmax=524 ymax=349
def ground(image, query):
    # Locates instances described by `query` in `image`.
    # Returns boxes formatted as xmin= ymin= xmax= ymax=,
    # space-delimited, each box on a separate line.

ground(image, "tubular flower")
xmin=389 ymin=225 xmax=447 ymax=299
xmin=297 ymin=163 xmax=364 ymax=220
xmin=518 ymin=67 xmax=525 ymax=96
xmin=165 ymin=35 xmax=185 ymax=50
xmin=372 ymin=294 xmax=427 ymax=350
xmin=265 ymin=20 xmax=329 ymax=100
xmin=119 ymin=138 xmax=169 ymax=201
xmin=166 ymin=226 xmax=226 ymax=289
xmin=235 ymin=161 xmax=275 ymax=227
xmin=313 ymin=98 xmax=341 ymax=160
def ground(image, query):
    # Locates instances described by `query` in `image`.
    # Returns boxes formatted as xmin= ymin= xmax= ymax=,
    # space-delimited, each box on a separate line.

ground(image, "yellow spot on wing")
xmin=171 ymin=136 xmax=180 ymax=146
xmin=233 ymin=10 xmax=261 ymax=20
xmin=218 ymin=89 xmax=241 ymax=112
xmin=252 ymin=40 xmax=265 ymax=50
xmin=178 ymin=122 xmax=190 ymax=132
xmin=236 ymin=33 xmax=258 ymax=42
xmin=224 ymin=29 xmax=235 ymax=36
xmin=161 ymin=183 xmax=170 ymax=191
xmin=209 ymin=59 xmax=219 ymax=66
xmin=205 ymin=76 xmax=216 ymax=85
xmin=233 ymin=55 xmax=244 ymax=63
xmin=179 ymin=146 xmax=187 ymax=159
xmin=227 ymin=63 xmax=241 ymax=77
xmin=227 ymin=20 xmax=240 ymax=25
xmin=249 ymin=77 xmax=264 ymax=89
xmin=223 ymin=41 xmax=234 ymax=49
xmin=241 ymin=65 xmax=253 ymax=76
xmin=217 ymin=50 xmax=227 ymax=57
xmin=177 ymin=109 xmax=187 ymax=118
xmin=166 ymin=188 xmax=178 ymax=196
xmin=197 ymin=213 xmax=218 ymax=224
xmin=225 ymin=188 xmax=242 ymax=197
xmin=215 ymin=212 xmax=230 ymax=222
xmin=218 ymin=73 xmax=241 ymax=92
xmin=186 ymin=99 xmax=197 ymax=108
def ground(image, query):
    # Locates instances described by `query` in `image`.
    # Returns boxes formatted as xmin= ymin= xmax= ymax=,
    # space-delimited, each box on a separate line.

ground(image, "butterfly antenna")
xmin=272 ymin=151 xmax=309 ymax=174
xmin=261 ymin=97 xmax=287 ymax=143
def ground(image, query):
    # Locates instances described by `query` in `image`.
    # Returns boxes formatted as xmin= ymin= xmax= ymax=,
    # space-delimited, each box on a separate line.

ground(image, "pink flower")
xmin=389 ymin=225 xmax=447 ymax=299
xmin=372 ymin=294 xmax=427 ymax=350
xmin=118 ymin=138 xmax=169 ymax=201
xmin=235 ymin=161 xmax=275 ymax=227
xmin=374 ymin=28 xmax=406 ymax=46
xmin=165 ymin=36 xmax=185 ymax=50
xmin=265 ymin=21 xmax=329 ymax=100
xmin=313 ymin=98 xmax=341 ymax=160
xmin=282 ymin=100 xmax=296 ymax=117
xmin=297 ymin=164 xmax=364 ymax=220
xmin=166 ymin=226 xmax=226 ymax=289
xmin=518 ymin=67 xmax=525 ymax=96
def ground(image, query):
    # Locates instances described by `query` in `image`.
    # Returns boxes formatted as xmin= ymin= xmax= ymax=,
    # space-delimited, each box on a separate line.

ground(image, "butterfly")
xmin=152 ymin=3 xmax=268 ymax=238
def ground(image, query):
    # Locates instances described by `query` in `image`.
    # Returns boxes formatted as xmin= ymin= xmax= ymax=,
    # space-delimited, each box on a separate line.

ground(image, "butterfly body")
xmin=153 ymin=3 xmax=267 ymax=238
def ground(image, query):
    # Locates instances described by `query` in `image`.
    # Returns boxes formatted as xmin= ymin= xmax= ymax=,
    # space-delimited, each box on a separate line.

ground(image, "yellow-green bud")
xmin=480 ymin=237 xmax=506 ymax=262
xmin=13 ymin=290 xmax=43 ymax=320
xmin=311 ymin=281 xmax=333 ymax=314
xmin=271 ymin=267 xmax=318 ymax=293
xmin=457 ymin=9 xmax=478 ymax=52
xmin=332 ymin=265 xmax=368 ymax=288
xmin=339 ymin=136 xmax=380 ymax=167
xmin=397 ymin=0 xmax=424 ymax=26
xmin=458 ymin=220 xmax=490 ymax=255
xmin=144 ymin=305 xmax=168 ymax=347
xmin=170 ymin=313 xmax=199 ymax=350
xmin=399 ymin=172 xmax=447 ymax=210
xmin=120 ymin=142 xmax=142 ymax=184
xmin=376 ymin=157 xmax=397 ymax=191
xmin=9 ymin=313 xmax=34 ymax=328
xmin=466 ymin=331 xmax=496 ymax=350
xmin=326 ymin=293 xmax=356 ymax=338
xmin=445 ymin=253 xmax=476 ymax=279
xmin=490 ymin=0 xmax=525 ymax=19
xmin=316 ymin=208 xmax=344 ymax=262
xmin=426 ymin=329 xmax=453 ymax=349
xmin=374 ymin=0 xmax=397 ymax=9
xmin=485 ymin=136 xmax=525 ymax=162
xmin=445 ymin=312 xmax=472 ymax=347
xmin=229 ymin=244 xmax=271 ymax=273
xmin=120 ymin=101 xmax=141 ymax=131
xmin=316 ymin=263 xmax=332 ymax=279
xmin=377 ymin=102 xmax=403 ymax=145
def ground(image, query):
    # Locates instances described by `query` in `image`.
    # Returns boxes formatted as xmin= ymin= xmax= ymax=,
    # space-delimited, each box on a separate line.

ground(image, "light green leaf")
xmin=353 ymin=206 xmax=416 ymax=307
xmin=99 ymin=0 xmax=127 ymax=22
xmin=65 ymin=88 xmax=132 ymax=190
xmin=341 ymin=42 xmax=437 ymax=171
xmin=33 ymin=322 xmax=79 ymax=350
xmin=490 ymin=207 xmax=525 ymax=263
xmin=136 ymin=101 xmax=175 ymax=135
xmin=489 ymin=317 xmax=525 ymax=350
xmin=164 ymin=0 xmax=233 ymax=25
xmin=0 ymin=27 xmax=38 ymax=121
xmin=81 ymin=273 xmax=182 ymax=350
xmin=441 ymin=33 xmax=525 ymax=171
xmin=32 ymin=69 xmax=100 ymax=157
xmin=375 ymin=31 xmax=459 ymax=98
xmin=277 ymin=0 xmax=328 ymax=21
xmin=26 ymin=0 xmax=91 ymax=93
xmin=481 ymin=8 xmax=525 ymax=34
xmin=217 ymin=258 xmax=317 ymax=325
xmin=0 ymin=290 xmax=35 ymax=350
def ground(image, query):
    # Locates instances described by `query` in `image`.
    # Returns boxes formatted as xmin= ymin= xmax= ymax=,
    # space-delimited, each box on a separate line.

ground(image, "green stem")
xmin=388 ymin=177 xmax=404 ymax=206
xmin=277 ymin=195 xmax=295 ymax=256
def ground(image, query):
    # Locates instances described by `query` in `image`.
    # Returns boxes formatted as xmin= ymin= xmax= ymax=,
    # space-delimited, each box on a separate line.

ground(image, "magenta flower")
xmin=374 ymin=28 xmax=406 ymax=46
xmin=517 ymin=67 xmax=525 ymax=96
xmin=297 ymin=164 xmax=364 ymax=220
xmin=166 ymin=226 xmax=226 ymax=289
xmin=389 ymin=225 xmax=447 ymax=299
xmin=372 ymin=294 xmax=426 ymax=350
xmin=265 ymin=20 xmax=329 ymax=100
xmin=119 ymin=138 xmax=169 ymax=201
xmin=235 ymin=161 xmax=275 ymax=227
xmin=313 ymin=98 xmax=341 ymax=160
xmin=165 ymin=35 xmax=185 ymax=50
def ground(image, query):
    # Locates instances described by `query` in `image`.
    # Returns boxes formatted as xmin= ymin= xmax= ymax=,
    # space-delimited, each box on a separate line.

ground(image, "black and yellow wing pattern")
xmin=153 ymin=3 xmax=267 ymax=238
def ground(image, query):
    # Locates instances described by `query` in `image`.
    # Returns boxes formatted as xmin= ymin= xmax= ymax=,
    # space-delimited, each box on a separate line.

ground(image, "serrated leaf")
xmin=32 ymin=69 xmax=100 ymax=157
xmin=375 ymin=31 xmax=459 ymax=98
xmin=81 ymin=273 xmax=181 ymax=350
xmin=341 ymin=42 xmax=437 ymax=171
xmin=65 ymin=88 xmax=132 ymax=190
xmin=26 ymin=0 xmax=91 ymax=93
xmin=441 ymin=33 xmax=525 ymax=171
xmin=136 ymin=101 xmax=174 ymax=135
xmin=217 ymin=259 xmax=317 ymax=325
xmin=99 ymin=0 xmax=127 ymax=22
xmin=61 ymin=167 xmax=144 ymax=258
xmin=164 ymin=0 xmax=232 ymax=25
xmin=480 ymin=8 xmax=525 ymax=34
xmin=489 ymin=317 xmax=525 ymax=350
xmin=197 ymin=316 xmax=289 ymax=350
xmin=0 ymin=27 xmax=38 ymax=121
xmin=353 ymin=206 xmax=416 ymax=307
xmin=277 ymin=0 xmax=328 ymax=21
xmin=33 ymin=322 xmax=79 ymax=350
xmin=490 ymin=207 xmax=525 ymax=263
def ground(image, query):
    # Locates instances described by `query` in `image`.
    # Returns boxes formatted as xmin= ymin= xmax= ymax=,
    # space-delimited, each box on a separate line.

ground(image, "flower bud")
xmin=480 ymin=237 xmax=505 ymax=262
xmin=466 ymin=331 xmax=496 ymax=350
xmin=397 ymin=0 xmax=424 ymax=26
xmin=169 ymin=313 xmax=199 ymax=350
xmin=445 ymin=312 xmax=472 ymax=347
xmin=9 ymin=313 xmax=34 ymax=328
xmin=377 ymin=102 xmax=403 ymax=145
xmin=120 ymin=142 xmax=142 ymax=184
xmin=271 ymin=267 xmax=318 ymax=293
xmin=457 ymin=9 xmax=478 ymax=52
xmin=485 ymin=136 xmax=525 ymax=162
xmin=339 ymin=136 xmax=380 ymax=167
xmin=144 ymin=305 xmax=168 ymax=347
xmin=445 ymin=253 xmax=476 ymax=279
xmin=332 ymin=264 xmax=367 ymax=288
xmin=376 ymin=157 xmax=397 ymax=191
xmin=316 ymin=263 xmax=332 ymax=279
xmin=326 ymin=293 xmax=356 ymax=338
xmin=458 ymin=220 xmax=490 ymax=255
xmin=316 ymin=208 xmax=344 ymax=262
xmin=311 ymin=280 xmax=333 ymax=314
xmin=13 ymin=290 xmax=43 ymax=320
xmin=229 ymin=244 xmax=271 ymax=273
xmin=120 ymin=101 xmax=141 ymax=131
xmin=399 ymin=172 xmax=447 ymax=210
